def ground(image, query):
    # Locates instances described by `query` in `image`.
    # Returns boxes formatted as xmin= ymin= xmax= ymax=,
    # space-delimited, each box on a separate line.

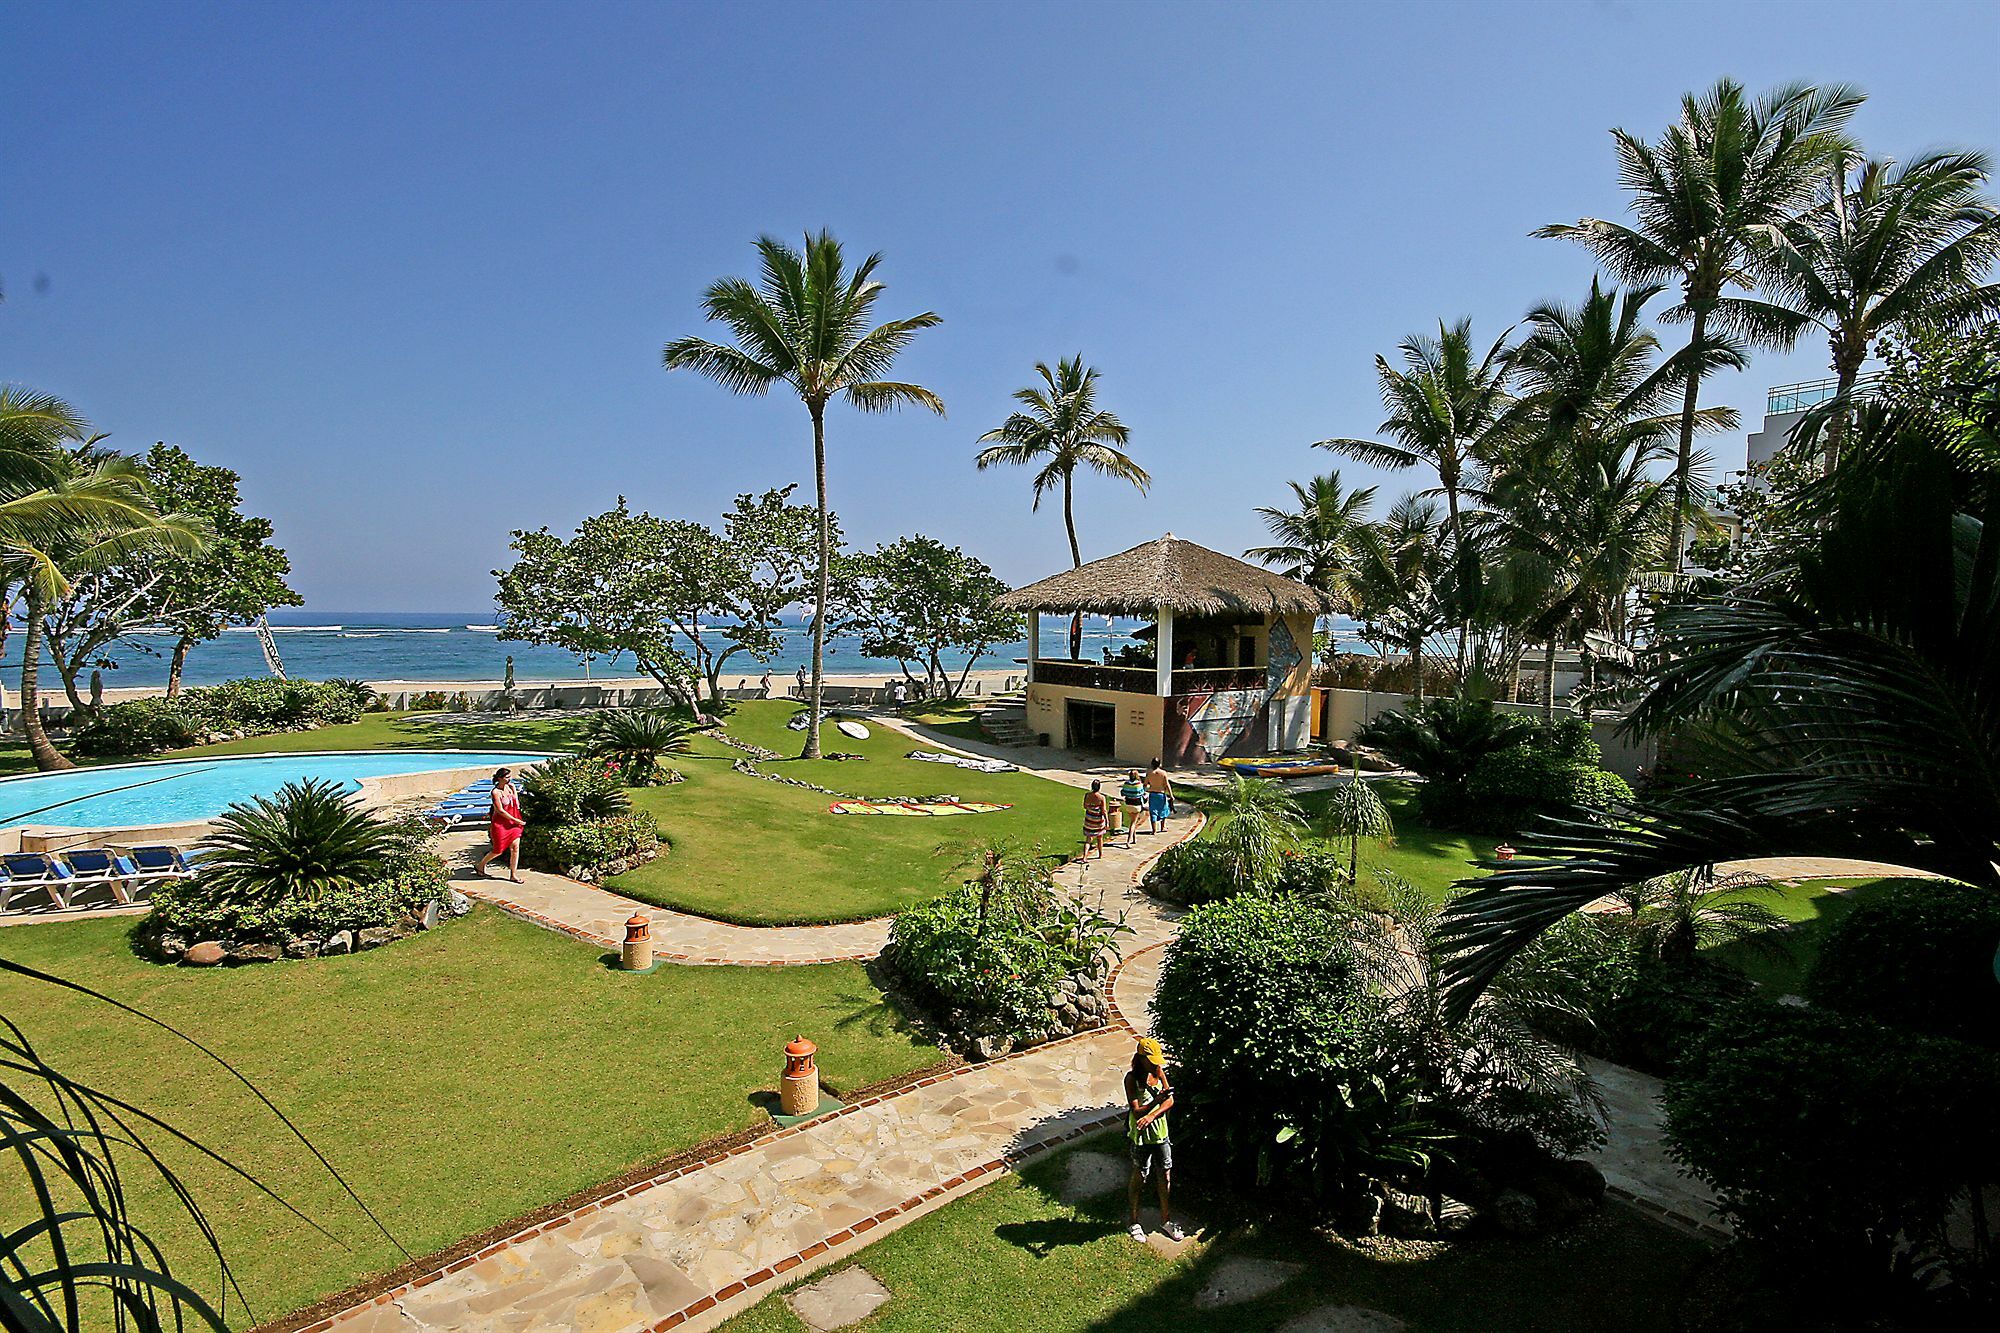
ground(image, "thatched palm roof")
xmin=995 ymin=535 xmax=1338 ymax=617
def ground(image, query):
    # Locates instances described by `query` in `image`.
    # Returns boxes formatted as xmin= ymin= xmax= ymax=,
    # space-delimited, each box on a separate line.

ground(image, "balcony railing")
xmin=1032 ymin=661 xmax=1269 ymax=694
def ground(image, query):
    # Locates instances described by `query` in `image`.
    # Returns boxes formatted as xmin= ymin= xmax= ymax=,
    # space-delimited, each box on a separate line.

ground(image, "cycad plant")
xmin=664 ymin=231 xmax=944 ymax=758
xmin=585 ymin=708 xmax=695 ymax=784
xmin=1538 ymin=78 xmax=1862 ymax=566
xmin=1319 ymin=761 xmax=1395 ymax=882
xmin=1199 ymin=773 xmax=1310 ymax=892
xmin=196 ymin=779 xmax=399 ymax=910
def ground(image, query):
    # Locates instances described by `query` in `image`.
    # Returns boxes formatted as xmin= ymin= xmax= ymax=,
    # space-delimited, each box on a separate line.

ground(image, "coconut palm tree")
xmin=1246 ymin=471 xmax=1377 ymax=657
xmin=1354 ymin=494 xmax=1452 ymax=703
xmin=975 ymin=355 xmax=1147 ymax=659
xmin=1537 ymin=78 xmax=1863 ymax=568
xmin=1316 ymin=319 xmax=1513 ymax=685
xmin=663 ymin=231 xmax=944 ymax=758
xmin=1438 ymin=384 xmax=2000 ymax=1014
xmin=1759 ymin=148 xmax=2000 ymax=463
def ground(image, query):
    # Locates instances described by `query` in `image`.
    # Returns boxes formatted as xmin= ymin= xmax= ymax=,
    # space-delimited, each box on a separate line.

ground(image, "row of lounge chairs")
xmin=0 ymin=845 xmax=208 ymax=914
xmin=420 ymin=780 xmax=496 ymax=830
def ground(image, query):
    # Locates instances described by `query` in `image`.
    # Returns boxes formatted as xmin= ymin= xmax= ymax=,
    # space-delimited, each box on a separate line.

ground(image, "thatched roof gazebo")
xmin=995 ymin=535 xmax=1337 ymax=618
xmin=995 ymin=536 xmax=1333 ymax=764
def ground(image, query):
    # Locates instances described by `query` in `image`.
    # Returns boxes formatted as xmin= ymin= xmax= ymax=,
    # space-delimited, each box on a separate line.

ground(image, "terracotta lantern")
xmin=1494 ymin=843 xmax=1517 ymax=863
xmin=781 ymin=1036 xmax=820 ymax=1116
xmin=621 ymin=912 xmax=653 ymax=971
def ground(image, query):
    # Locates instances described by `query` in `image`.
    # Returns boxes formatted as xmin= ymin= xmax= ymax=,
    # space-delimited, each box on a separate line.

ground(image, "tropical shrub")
xmin=519 ymin=813 xmax=661 ymax=879
xmin=1465 ymin=740 xmax=1631 ymax=827
xmin=518 ymin=755 xmax=632 ymax=826
xmin=1805 ymin=879 xmax=2000 ymax=1048
xmin=584 ymin=708 xmax=695 ymax=785
xmin=1199 ymin=774 xmax=1309 ymax=890
xmin=1665 ymin=1001 xmax=2000 ymax=1315
xmin=1356 ymin=697 xmax=1536 ymax=819
xmin=69 ymin=677 xmax=365 ymax=756
xmin=150 ymin=850 xmax=451 ymax=945
xmin=886 ymin=842 xmax=1128 ymax=1050
xmin=1140 ymin=839 xmax=1237 ymax=907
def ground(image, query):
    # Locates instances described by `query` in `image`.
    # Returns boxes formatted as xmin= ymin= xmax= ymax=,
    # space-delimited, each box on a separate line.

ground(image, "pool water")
xmin=0 ymin=751 xmax=554 ymax=830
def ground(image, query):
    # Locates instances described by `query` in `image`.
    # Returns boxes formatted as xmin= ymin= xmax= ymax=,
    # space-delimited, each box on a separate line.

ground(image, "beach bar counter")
xmin=995 ymin=536 xmax=1336 ymax=766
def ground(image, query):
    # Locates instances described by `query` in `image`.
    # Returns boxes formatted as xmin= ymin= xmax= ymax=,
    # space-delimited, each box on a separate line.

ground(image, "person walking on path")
xmin=1082 ymin=779 xmax=1110 ymax=859
xmin=1126 ymin=1036 xmax=1183 ymax=1242
xmin=1119 ymin=771 xmax=1145 ymax=848
xmin=758 ymin=670 xmax=773 ymax=699
xmin=795 ymin=664 xmax=809 ymax=698
xmin=475 ymin=767 xmax=526 ymax=883
xmin=1144 ymin=759 xmax=1172 ymax=835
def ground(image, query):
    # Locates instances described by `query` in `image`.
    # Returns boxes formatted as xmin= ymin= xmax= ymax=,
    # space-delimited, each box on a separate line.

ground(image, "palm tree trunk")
xmin=1668 ymin=306 xmax=1710 ymax=574
xmin=803 ymin=405 xmax=829 ymax=760
xmin=1825 ymin=340 xmax=1864 ymax=472
xmin=1409 ymin=633 xmax=1425 ymax=705
xmin=20 ymin=592 xmax=73 ymax=771
xmin=1063 ymin=470 xmax=1083 ymax=661
xmin=167 ymin=635 xmax=193 ymax=698
xmin=1541 ymin=639 xmax=1557 ymax=719
xmin=1445 ymin=485 xmax=1470 ymax=694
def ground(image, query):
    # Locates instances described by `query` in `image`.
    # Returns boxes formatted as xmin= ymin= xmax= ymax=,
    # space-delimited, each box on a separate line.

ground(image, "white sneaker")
xmin=1128 ymin=1223 xmax=1146 ymax=1241
xmin=1161 ymin=1221 xmax=1186 ymax=1241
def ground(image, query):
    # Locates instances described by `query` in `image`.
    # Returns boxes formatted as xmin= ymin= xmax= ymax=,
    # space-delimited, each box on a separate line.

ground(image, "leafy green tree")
xmin=659 ymin=486 xmax=825 ymax=706
xmin=1538 ymin=78 xmax=1862 ymax=568
xmin=665 ymin=231 xmax=944 ymax=757
xmin=60 ymin=443 xmax=299 ymax=701
xmin=1245 ymin=470 xmax=1377 ymax=619
xmin=975 ymin=354 xmax=1147 ymax=659
xmin=828 ymin=536 xmax=1020 ymax=699
xmin=1316 ymin=319 xmax=1513 ymax=685
xmin=1759 ymin=148 xmax=2000 ymax=463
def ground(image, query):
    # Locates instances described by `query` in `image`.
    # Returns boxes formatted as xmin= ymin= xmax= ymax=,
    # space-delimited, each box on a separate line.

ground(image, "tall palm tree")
xmin=975 ymin=355 xmax=1147 ymax=660
xmin=1316 ymin=319 xmax=1512 ymax=686
xmin=664 ymin=231 xmax=944 ymax=758
xmin=1246 ymin=470 xmax=1377 ymax=637
xmin=1537 ymin=78 xmax=1863 ymax=568
xmin=1355 ymin=494 xmax=1451 ymax=703
xmin=1759 ymin=148 xmax=2000 ymax=463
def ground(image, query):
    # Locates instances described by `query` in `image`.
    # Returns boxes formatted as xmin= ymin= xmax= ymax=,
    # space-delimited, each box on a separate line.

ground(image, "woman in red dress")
xmin=476 ymin=767 xmax=525 ymax=882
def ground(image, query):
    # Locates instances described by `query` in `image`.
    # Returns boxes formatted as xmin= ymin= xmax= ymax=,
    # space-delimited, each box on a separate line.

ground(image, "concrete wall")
xmin=1317 ymin=687 xmax=1655 ymax=781
xmin=1025 ymin=682 xmax=1163 ymax=765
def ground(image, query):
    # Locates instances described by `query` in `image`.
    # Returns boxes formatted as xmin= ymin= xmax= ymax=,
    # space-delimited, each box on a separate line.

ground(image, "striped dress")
xmin=1083 ymin=791 xmax=1109 ymax=836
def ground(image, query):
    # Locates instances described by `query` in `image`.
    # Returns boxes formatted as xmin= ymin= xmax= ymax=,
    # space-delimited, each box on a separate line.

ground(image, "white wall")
xmin=1319 ymin=687 xmax=1656 ymax=781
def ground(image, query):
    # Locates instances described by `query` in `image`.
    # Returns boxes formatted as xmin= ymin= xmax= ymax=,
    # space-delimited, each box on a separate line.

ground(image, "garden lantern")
xmin=621 ymin=912 xmax=652 ymax=971
xmin=781 ymin=1036 xmax=819 ymax=1116
xmin=1494 ymin=843 xmax=1516 ymax=862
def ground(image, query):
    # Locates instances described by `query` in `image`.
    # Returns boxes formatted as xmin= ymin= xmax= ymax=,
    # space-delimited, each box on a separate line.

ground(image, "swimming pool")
xmin=0 ymin=751 xmax=556 ymax=830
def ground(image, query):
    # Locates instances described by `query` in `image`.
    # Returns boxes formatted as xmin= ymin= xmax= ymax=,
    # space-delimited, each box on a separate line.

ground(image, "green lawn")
xmin=607 ymin=701 xmax=1083 ymax=925
xmin=0 ymin=908 xmax=944 ymax=1327
xmin=721 ymin=1137 xmax=1709 ymax=1333
xmin=1699 ymin=876 xmax=1888 ymax=993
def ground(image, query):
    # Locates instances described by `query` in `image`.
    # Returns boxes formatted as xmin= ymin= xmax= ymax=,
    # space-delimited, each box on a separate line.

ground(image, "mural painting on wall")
xmin=1174 ymin=620 xmax=1304 ymax=762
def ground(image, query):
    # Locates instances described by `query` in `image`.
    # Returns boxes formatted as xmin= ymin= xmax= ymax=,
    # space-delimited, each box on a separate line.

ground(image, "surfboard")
xmin=836 ymin=719 xmax=870 ymax=740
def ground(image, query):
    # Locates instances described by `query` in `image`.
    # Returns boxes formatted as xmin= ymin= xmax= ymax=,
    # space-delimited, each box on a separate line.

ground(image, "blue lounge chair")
xmin=58 ymin=848 xmax=137 ymax=905
xmin=126 ymin=844 xmax=198 ymax=879
xmin=1 ymin=852 xmax=74 ymax=911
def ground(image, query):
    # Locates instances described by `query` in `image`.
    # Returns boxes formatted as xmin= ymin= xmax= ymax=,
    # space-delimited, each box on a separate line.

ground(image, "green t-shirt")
xmin=1126 ymin=1071 xmax=1170 ymax=1144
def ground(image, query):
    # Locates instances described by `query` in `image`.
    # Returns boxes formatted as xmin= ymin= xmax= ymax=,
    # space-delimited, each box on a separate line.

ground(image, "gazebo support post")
xmin=1028 ymin=612 xmax=1040 ymax=684
xmin=1154 ymin=609 xmax=1174 ymax=698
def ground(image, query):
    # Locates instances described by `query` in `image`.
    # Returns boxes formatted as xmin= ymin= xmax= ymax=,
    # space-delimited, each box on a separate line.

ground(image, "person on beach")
xmin=795 ymin=664 xmax=809 ymax=697
xmin=1083 ymin=779 xmax=1110 ymax=858
xmin=1119 ymin=771 xmax=1145 ymax=847
xmin=1144 ymin=759 xmax=1172 ymax=834
xmin=758 ymin=670 xmax=773 ymax=699
xmin=1126 ymin=1037 xmax=1183 ymax=1242
xmin=475 ymin=767 xmax=525 ymax=882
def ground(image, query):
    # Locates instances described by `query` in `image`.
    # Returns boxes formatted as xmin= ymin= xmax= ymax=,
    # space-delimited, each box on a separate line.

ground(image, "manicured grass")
xmin=607 ymin=701 xmax=1084 ymax=925
xmin=0 ymin=909 xmax=944 ymax=1327
xmin=720 ymin=1137 xmax=1709 ymax=1332
xmin=900 ymin=699 xmax=988 ymax=746
xmin=1699 ymin=876 xmax=1888 ymax=994
xmin=176 ymin=709 xmax=594 ymax=756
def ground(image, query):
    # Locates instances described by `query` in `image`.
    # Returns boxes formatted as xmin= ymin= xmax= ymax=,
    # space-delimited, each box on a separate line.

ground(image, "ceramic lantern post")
xmin=781 ymin=1036 xmax=819 ymax=1116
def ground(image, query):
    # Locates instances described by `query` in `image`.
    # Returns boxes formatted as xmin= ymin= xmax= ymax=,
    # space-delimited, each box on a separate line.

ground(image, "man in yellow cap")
xmin=1125 ymin=1035 xmax=1182 ymax=1242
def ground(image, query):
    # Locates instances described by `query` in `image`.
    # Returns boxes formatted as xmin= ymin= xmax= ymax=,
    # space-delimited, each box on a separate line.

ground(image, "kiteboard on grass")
xmin=828 ymin=798 xmax=1011 ymax=816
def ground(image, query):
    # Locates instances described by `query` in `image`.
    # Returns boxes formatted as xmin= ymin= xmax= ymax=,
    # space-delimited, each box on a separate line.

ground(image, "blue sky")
xmin=4 ymin=0 xmax=1996 ymax=610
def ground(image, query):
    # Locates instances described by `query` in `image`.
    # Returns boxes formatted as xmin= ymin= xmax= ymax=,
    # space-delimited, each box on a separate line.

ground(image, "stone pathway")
xmin=1582 ymin=1057 xmax=1729 ymax=1242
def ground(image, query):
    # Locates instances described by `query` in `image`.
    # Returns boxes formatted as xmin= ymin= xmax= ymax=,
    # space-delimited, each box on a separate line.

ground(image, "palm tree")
xmin=1354 ymin=494 xmax=1451 ymax=702
xmin=1438 ymin=385 xmax=2000 ymax=1013
xmin=1759 ymin=148 xmax=2000 ymax=463
xmin=1246 ymin=470 xmax=1376 ymax=656
xmin=1320 ymin=760 xmax=1394 ymax=883
xmin=975 ymin=355 xmax=1147 ymax=659
xmin=1316 ymin=320 xmax=1513 ymax=685
xmin=664 ymin=231 xmax=944 ymax=758
xmin=1610 ymin=864 xmax=1786 ymax=968
xmin=1194 ymin=773 xmax=1308 ymax=892
xmin=1537 ymin=78 xmax=1863 ymax=568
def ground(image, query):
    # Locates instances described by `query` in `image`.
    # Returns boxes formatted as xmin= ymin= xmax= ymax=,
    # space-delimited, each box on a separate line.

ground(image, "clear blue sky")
xmin=5 ymin=0 xmax=1996 ymax=610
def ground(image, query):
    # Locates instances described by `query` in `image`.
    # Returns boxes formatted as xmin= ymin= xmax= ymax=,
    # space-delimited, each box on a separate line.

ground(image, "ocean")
xmin=0 ymin=611 xmax=1169 ymax=689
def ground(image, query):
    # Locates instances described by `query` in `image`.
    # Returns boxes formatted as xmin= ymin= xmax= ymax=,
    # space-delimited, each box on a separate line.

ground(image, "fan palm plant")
xmin=663 ymin=231 xmax=944 ymax=758
xmin=1438 ymin=386 xmax=2000 ymax=1014
xmin=196 ymin=779 xmax=400 ymax=910
xmin=975 ymin=355 xmax=1147 ymax=659
xmin=1537 ymin=78 xmax=1862 ymax=567
xmin=1759 ymin=148 xmax=2000 ymax=463
xmin=1321 ymin=761 xmax=1395 ymax=883
xmin=1316 ymin=319 xmax=1513 ymax=685
xmin=584 ymin=707 xmax=695 ymax=784
xmin=1245 ymin=470 xmax=1377 ymax=607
